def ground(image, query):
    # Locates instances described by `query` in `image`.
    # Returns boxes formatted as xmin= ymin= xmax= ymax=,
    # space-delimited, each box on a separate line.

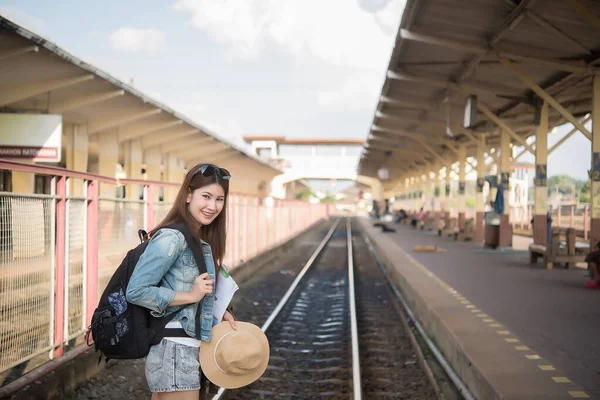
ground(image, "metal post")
xmin=86 ymin=179 xmax=99 ymax=324
xmin=54 ymin=176 xmax=67 ymax=357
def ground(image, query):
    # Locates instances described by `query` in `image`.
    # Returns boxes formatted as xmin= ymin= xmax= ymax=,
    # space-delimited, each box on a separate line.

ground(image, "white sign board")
xmin=0 ymin=113 xmax=62 ymax=163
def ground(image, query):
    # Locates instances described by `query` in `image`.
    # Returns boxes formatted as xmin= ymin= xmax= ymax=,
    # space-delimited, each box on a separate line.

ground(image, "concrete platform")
xmin=358 ymin=217 xmax=598 ymax=400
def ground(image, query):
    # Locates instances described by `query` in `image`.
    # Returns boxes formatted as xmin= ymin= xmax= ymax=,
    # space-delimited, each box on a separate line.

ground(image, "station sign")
xmin=0 ymin=113 xmax=62 ymax=163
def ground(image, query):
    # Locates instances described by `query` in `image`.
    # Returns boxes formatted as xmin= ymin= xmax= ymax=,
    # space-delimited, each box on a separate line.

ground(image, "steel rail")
xmin=364 ymin=236 xmax=476 ymax=400
xmin=212 ymin=217 xmax=342 ymax=399
xmin=347 ymin=218 xmax=362 ymax=400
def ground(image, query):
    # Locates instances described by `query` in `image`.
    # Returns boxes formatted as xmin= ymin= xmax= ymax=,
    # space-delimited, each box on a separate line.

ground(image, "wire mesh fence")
xmin=0 ymin=163 xmax=331 ymax=378
xmin=0 ymin=194 xmax=55 ymax=372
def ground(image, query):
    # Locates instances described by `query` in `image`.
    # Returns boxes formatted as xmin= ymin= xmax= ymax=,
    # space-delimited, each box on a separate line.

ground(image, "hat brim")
xmin=200 ymin=322 xmax=270 ymax=389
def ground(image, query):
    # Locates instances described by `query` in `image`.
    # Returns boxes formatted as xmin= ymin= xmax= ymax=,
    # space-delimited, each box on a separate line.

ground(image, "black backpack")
xmin=85 ymin=223 xmax=206 ymax=362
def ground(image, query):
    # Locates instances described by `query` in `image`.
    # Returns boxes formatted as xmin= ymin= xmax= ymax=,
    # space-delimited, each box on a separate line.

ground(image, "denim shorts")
xmin=145 ymin=339 xmax=201 ymax=392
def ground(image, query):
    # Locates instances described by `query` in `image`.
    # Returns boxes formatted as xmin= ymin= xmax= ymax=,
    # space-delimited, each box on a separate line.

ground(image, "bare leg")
xmin=155 ymin=390 xmax=200 ymax=400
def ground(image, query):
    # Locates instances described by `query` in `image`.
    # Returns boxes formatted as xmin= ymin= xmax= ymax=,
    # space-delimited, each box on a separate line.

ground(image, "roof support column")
xmin=123 ymin=139 xmax=143 ymax=200
xmin=65 ymin=124 xmax=89 ymax=196
xmin=590 ymin=74 xmax=600 ymax=251
xmin=144 ymin=147 xmax=162 ymax=202
xmin=444 ymin=160 xmax=452 ymax=228
xmin=164 ymin=154 xmax=181 ymax=203
xmin=433 ymin=161 xmax=442 ymax=230
xmin=499 ymin=130 xmax=512 ymax=248
xmin=458 ymin=145 xmax=467 ymax=231
xmin=414 ymin=173 xmax=422 ymax=212
xmin=475 ymin=136 xmax=486 ymax=243
xmin=534 ymin=101 xmax=549 ymax=248
xmin=98 ymin=129 xmax=119 ymax=198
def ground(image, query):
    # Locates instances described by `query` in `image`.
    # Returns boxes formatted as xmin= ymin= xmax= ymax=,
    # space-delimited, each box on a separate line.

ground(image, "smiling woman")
xmin=126 ymin=162 xmax=237 ymax=399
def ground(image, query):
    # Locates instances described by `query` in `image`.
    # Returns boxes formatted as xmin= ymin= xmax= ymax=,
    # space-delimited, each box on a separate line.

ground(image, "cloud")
xmin=318 ymin=73 xmax=383 ymax=111
xmin=173 ymin=0 xmax=404 ymax=70
xmin=173 ymin=0 xmax=404 ymax=111
xmin=110 ymin=28 xmax=166 ymax=53
xmin=0 ymin=6 xmax=46 ymax=32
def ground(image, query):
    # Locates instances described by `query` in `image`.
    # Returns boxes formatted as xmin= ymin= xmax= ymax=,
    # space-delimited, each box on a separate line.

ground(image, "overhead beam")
xmin=49 ymin=90 xmax=125 ymax=113
xmin=380 ymin=96 xmax=434 ymax=110
xmin=371 ymin=126 xmax=446 ymax=144
xmin=525 ymin=9 xmax=592 ymax=54
xmin=182 ymin=148 xmax=238 ymax=162
xmin=498 ymin=56 xmax=593 ymax=141
xmin=177 ymin=143 xmax=232 ymax=159
xmin=567 ymin=0 xmax=600 ymax=30
xmin=387 ymin=70 xmax=520 ymax=97
xmin=142 ymin=129 xmax=200 ymax=149
xmin=162 ymin=137 xmax=216 ymax=154
xmin=375 ymin=111 xmax=446 ymax=127
xmin=415 ymin=138 xmax=446 ymax=164
xmin=549 ymin=116 xmax=592 ymax=153
xmin=119 ymin=120 xmax=184 ymax=142
xmin=88 ymin=109 xmax=162 ymax=134
xmin=476 ymin=101 xmax=536 ymax=154
xmin=0 ymin=45 xmax=38 ymax=61
xmin=399 ymin=28 xmax=594 ymax=73
xmin=0 ymin=74 xmax=94 ymax=107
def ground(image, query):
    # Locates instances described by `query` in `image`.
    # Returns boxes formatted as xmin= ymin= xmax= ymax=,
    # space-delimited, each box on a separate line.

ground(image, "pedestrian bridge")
xmin=243 ymin=136 xmax=383 ymax=198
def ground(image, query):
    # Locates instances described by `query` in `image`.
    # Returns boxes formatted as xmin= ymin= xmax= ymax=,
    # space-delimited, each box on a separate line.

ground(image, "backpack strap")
xmin=163 ymin=223 xmax=209 ymax=341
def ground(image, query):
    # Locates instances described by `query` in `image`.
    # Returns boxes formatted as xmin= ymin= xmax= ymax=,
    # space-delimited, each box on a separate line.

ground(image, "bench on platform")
xmin=439 ymin=217 xmax=458 ymax=237
xmin=529 ymin=227 xmax=588 ymax=268
xmin=455 ymin=218 xmax=475 ymax=241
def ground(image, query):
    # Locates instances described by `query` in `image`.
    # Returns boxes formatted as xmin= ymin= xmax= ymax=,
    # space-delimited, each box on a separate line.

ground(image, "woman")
xmin=126 ymin=163 xmax=237 ymax=399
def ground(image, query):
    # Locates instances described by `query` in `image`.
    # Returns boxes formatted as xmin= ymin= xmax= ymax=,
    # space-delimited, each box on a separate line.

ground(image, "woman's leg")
xmin=155 ymin=390 xmax=199 ymax=400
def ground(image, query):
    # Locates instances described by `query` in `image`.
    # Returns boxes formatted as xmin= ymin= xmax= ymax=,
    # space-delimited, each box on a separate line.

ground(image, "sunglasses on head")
xmin=191 ymin=163 xmax=231 ymax=180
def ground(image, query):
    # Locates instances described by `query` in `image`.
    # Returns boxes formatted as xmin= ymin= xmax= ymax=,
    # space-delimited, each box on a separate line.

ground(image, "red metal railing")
xmin=0 ymin=159 xmax=330 ymax=382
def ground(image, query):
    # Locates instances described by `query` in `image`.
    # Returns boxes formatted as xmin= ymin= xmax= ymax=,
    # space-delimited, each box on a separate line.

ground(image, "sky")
xmin=0 ymin=0 xmax=592 ymax=181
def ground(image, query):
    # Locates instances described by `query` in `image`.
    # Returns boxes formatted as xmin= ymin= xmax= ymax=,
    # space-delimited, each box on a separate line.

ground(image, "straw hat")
xmin=200 ymin=322 xmax=269 ymax=389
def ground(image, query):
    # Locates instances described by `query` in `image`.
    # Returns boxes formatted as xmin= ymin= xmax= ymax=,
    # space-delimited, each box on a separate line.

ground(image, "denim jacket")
xmin=126 ymin=228 xmax=216 ymax=341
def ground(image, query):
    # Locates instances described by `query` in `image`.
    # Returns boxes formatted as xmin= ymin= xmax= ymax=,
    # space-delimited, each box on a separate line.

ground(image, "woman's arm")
xmin=126 ymin=230 xmax=183 ymax=316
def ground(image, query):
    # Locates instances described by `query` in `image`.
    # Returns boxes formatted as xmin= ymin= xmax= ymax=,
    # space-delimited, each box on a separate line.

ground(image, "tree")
xmin=319 ymin=193 xmax=337 ymax=203
xmin=295 ymin=189 xmax=314 ymax=201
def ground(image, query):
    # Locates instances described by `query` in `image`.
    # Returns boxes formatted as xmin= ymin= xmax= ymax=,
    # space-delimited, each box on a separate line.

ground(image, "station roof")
xmin=0 ymin=16 xmax=280 ymax=176
xmin=358 ymin=0 xmax=600 ymax=190
xmin=244 ymin=136 xmax=364 ymax=146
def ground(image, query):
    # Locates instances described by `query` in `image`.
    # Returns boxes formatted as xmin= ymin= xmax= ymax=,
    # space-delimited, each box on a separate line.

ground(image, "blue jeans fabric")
xmin=145 ymin=339 xmax=201 ymax=392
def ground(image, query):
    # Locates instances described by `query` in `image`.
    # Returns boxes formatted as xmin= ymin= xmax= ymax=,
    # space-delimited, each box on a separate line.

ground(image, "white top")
xmin=164 ymin=321 xmax=201 ymax=348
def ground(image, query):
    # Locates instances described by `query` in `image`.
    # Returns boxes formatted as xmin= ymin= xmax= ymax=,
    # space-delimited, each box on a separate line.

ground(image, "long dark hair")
xmin=149 ymin=163 xmax=229 ymax=266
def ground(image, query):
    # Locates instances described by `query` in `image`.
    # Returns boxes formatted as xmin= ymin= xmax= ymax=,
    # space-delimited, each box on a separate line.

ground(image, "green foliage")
xmin=546 ymin=175 xmax=590 ymax=203
xmin=319 ymin=193 xmax=337 ymax=203
xmin=547 ymin=175 xmax=585 ymax=195
xmin=295 ymin=189 xmax=314 ymax=201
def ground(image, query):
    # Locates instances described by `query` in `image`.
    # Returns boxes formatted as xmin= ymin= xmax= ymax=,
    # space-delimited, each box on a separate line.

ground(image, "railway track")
xmin=218 ymin=217 xmax=459 ymax=399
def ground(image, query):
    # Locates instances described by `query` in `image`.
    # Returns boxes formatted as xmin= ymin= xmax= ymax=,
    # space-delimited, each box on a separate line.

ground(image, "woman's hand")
xmin=190 ymin=272 xmax=213 ymax=302
xmin=222 ymin=310 xmax=237 ymax=330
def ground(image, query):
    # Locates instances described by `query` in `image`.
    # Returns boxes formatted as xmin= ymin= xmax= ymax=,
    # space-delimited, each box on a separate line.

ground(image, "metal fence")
xmin=0 ymin=160 xmax=331 ymax=380
xmin=510 ymin=204 xmax=590 ymax=238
